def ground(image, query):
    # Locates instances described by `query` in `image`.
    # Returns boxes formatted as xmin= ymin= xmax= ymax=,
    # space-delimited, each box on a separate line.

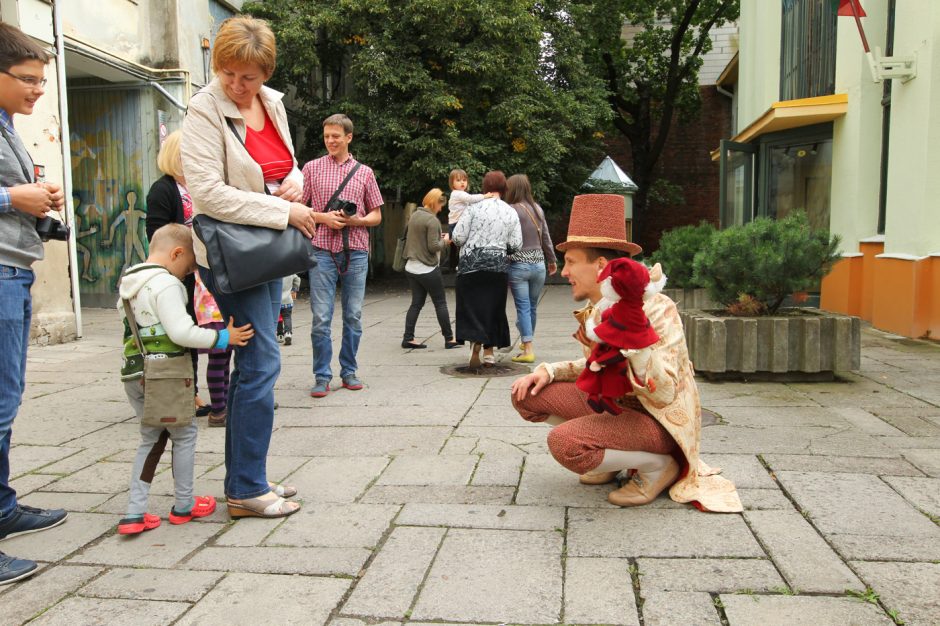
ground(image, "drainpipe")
xmin=52 ymin=0 xmax=82 ymax=337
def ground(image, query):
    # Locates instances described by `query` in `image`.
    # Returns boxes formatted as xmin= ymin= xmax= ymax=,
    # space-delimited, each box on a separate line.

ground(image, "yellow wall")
xmin=882 ymin=1 xmax=940 ymax=257
xmin=737 ymin=2 xmax=782 ymax=129
xmin=829 ymin=6 xmax=886 ymax=253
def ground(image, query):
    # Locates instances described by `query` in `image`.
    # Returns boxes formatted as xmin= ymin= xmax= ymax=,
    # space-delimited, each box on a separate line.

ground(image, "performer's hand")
xmin=621 ymin=347 xmax=653 ymax=379
xmin=511 ymin=368 xmax=550 ymax=403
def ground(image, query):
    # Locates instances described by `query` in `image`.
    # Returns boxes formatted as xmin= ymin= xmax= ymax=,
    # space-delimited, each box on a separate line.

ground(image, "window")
xmin=780 ymin=0 xmax=837 ymax=100
xmin=759 ymin=125 xmax=833 ymax=232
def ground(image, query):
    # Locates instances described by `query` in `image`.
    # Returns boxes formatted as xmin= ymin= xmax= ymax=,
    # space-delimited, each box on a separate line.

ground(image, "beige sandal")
xmin=268 ymin=482 xmax=298 ymax=498
xmin=227 ymin=492 xmax=300 ymax=519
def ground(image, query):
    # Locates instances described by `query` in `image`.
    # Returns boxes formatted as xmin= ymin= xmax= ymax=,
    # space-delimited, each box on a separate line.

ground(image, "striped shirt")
xmin=244 ymin=112 xmax=293 ymax=183
xmin=302 ymin=154 xmax=383 ymax=252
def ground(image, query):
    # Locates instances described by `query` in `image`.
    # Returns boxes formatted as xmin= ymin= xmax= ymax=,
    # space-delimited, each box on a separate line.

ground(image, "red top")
xmin=244 ymin=112 xmax=293 ymax=183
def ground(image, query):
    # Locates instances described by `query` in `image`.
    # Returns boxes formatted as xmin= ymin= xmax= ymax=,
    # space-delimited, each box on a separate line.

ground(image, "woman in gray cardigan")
xmin=401 ymin=188 xmax=459 ymax=349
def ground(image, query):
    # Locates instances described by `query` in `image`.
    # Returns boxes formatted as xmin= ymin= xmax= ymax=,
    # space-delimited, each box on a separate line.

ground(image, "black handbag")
xmin=192 ymin=119 xmax=317 ymax=294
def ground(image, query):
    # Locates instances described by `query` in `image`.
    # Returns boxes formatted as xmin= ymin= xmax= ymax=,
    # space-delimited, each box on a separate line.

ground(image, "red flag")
xmin=837 ymin=0 xmax=866 ymax=17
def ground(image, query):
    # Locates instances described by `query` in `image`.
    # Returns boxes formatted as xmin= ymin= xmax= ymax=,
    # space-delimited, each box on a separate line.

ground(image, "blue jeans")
xmin=198 ymin=266 xmax=280 ymax=499
xmin=0 ymin=265 xmax=33 ymax=517
xmin=308 ymin=248 xmax=368 ymax=381
xmin=508 ymin=262 xmax=546 ymax=343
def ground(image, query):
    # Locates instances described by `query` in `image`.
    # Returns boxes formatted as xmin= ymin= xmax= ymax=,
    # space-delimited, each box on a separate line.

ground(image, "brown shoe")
xmin=607 ymin=457 xmax=681 ymax=507
xmin=579 ymin=471 xmax=619 ymax=485
xmin=208 ymin=411 xmax=226 ymax=428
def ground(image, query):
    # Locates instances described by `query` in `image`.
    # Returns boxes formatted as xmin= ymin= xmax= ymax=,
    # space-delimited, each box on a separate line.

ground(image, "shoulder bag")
xmin=192 ymin=118 xmax=318 ymax=294
xmin=121 ymin=298 xmax=195 ymax=428
xmin=392 ymin=214 xmax=408 ymax=272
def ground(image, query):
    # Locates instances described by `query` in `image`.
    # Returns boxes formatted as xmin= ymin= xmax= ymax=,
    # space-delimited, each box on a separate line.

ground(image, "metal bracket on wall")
xmin=866 ymin=48 xmax=917 ymax=84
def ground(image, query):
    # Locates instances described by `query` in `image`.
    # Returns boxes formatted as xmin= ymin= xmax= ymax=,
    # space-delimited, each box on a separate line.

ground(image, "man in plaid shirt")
xmin=302 ymin=114 xmax=384 ymax=397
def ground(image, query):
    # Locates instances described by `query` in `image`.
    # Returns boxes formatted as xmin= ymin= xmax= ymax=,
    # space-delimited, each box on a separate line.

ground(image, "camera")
xmin=36 ymin=215 xmax=70 ymax=242
xmin=327 ymin=199 xmax=358 ymax=217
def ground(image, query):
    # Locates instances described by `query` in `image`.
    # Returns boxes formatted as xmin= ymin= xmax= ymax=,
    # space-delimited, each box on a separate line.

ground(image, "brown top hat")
xmin=556 ymin=194 xmax=642 ymax=256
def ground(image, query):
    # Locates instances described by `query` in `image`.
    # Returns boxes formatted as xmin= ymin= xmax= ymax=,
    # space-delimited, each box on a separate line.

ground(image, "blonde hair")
xmin=448 ymin=169 xmax=468 ymax=190
xmin=422 ymin=188 xmax=446 ymax=210
xmin=156 ymin=130 xmax=183 ymax=179
xmin=212 ymin=16 xmax=277 ymax=77
xmin=149 ymin=223 xmax=193 ymax=252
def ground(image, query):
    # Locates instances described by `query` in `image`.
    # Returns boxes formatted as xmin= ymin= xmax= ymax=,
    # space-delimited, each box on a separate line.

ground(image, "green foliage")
xmin=571 ymin=0 xmax=739 ymax=243
xmin=242 ymin=0 xmax=611 ymax=209
xmin=649 ymin=221 xmax=716 ymax=288
xmin=692 ymin=212 xmax=841 ymax=315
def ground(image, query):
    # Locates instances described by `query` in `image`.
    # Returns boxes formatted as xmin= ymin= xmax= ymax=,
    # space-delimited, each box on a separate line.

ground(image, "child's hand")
xmin=226 ymin=316 xmax=254 ymax=346
xmin=484 ymin=192 xmax=497 ymax=199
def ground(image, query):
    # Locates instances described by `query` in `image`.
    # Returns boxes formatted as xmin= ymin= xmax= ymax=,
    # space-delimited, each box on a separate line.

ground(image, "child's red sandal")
xmin=168 ymin=495 xmax=217 ymax=525
xmin=117 ymin=513 xmax=161 ymax=535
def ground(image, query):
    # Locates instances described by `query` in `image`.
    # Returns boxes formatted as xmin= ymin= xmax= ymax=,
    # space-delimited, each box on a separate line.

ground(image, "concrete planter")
xmin=680 ymin=308 xmax=861 ymax=381
xmin=662 ymin=287 xmax=717 ymax=311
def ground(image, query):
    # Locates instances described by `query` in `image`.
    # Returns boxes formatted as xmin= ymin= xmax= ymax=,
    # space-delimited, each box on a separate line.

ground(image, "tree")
xmin=572 ymin=0 xmax=739 ymax=249
xmin=242 ymin=0 xmax=611 ymax=209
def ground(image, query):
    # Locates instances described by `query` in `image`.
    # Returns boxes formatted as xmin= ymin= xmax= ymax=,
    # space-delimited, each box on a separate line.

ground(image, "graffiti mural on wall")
xmin=68 ymin=90 xmax=152 ymax=302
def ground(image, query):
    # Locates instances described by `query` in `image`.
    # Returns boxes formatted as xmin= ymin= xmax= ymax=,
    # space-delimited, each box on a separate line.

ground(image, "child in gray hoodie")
xmin=117 ymin=224 xmax=253 ymax=534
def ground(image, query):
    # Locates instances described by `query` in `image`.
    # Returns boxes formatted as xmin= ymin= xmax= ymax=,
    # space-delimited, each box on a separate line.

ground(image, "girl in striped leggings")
xmin=194 ymin=274 xmax=232 ymax=427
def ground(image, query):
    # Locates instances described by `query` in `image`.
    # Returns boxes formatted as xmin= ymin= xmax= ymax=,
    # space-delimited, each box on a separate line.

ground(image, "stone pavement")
xmin=2 ymin=284 xmax=939 ymax=625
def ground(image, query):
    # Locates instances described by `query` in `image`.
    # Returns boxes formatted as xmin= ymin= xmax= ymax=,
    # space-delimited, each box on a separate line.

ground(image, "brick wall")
xmin=602 ymin=86 xmax=732 ymax=253
xmin=699 ymin=25 xmax=739 ymax=85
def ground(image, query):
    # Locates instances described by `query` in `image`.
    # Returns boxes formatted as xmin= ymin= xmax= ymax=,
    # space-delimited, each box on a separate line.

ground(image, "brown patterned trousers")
xmin=512 ymin=382 xmax=678 ymax=475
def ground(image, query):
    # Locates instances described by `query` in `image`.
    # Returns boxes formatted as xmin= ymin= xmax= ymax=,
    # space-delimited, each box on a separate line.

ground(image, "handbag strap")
xmin=225 ymin=118 xmax=273 ymax=196
xmin=121 ymin=298 xmax=148 ymax=357
xmin=519 ymin=202 xmax=542 ymax=239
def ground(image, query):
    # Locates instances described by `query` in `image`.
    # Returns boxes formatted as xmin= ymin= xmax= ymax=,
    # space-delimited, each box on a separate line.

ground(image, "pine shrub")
xmin=649 ymin=221 xmax=716 ymax=288
xmin=692 ymin=211 xmax=841 ymax=315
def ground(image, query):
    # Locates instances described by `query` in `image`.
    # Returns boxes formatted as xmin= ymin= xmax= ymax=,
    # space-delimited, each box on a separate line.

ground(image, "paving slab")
xmin=376 ymin=455 xmax=478 ymax=486
xmin=176 ymin=573 xmax=350 ymax=626
xmin=516 ymin=454 xmax=619 ymax=507
xmin=269 ymin=426 xmax=451 ymax=456
xmin=0 ymin=564 xmax=102 ymax=624
xmin=637 ymin=557 xmax=784 ymax=593
xmin=8 ymin=445 xmax=83 ymax=475
xmin=852 ymin=561 xmax=940 ymax=626
xmin=564 ymin=557 xmax=639 ymax=625
xmin=882 ymin=475 xmax=940 ymax=517
xmin=282 ymin=456 xmax=390 ymax=503
xmin=360 ymin=485 xmax=515 ymax=505
xmin=40 ymin=461 xmax=130 ymax=494
xmin=70 ymin=519 xmax=224 ymax=568
xmin=0 ymin=512 xmax=114 ymax=562
xmin=19 ymin=490 xmax=113 ymax=513
xmin=903 ymin=449 xmax=940 ymax=477
xmin=704 ymin=454 xmax=777 ymax=489
xmin=761 ymin=454 xmax=924 ymax=476
xmin=641 ymin=591 xmax=721 ymax=626
xmin=183 ymin=545 xmax=369 ymax=576
xmin=744 ymin=510 xmax=864 ymax=593
xmin=213 ymin=516 xmax=284 ymax=547
xmin=411 ymin=528 xmax=563 ymax=623
xmin=30 ymin=597 xmax=189 ymax=626
xmin=774 ymin=471 xmax=940 ymax=537
xmin=275 ymin=404 xmax=465 ymax=427
xmin=263 ymin=503 xmax=398 ymax=548
xmin=79 ymin=568 xmax=224 ymax=602
xmin=342 ymin=526 xmax=445 ymax=618
xmin=471 ymin=452 xmax=522 ymax=486
xmin=737 ymin=488 xmax=794 ymax=510
xmin=568 ymin=509 xmax=765 ymax=558
xmin=396 ymin=503 xmax=565 ymax=531
xmin=720 ymin=594 xmax=892 ymax=626
xmin=828 ymin=533 xmax=940 ymax=562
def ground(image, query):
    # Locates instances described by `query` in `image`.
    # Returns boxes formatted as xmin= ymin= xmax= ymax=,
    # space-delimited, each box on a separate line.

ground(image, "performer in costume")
xmin=510 ymin=194 xmax=742 ymax=512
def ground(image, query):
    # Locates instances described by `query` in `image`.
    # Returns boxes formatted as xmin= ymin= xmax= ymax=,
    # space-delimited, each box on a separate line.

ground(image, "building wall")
xmin=2 ymin=0 xmax=77 ymax=344
xmin=736 ymin=2 xmax=781 ymax=129
xmin=699 ymin=24 xmax=739 ymax=85
xmin=829 ymin=5 xmax=887 ymax=253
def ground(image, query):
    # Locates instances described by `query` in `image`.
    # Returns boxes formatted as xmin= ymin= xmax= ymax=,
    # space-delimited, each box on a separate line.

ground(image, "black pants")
xmin=404 ymin=267 xmax=453 ymax=342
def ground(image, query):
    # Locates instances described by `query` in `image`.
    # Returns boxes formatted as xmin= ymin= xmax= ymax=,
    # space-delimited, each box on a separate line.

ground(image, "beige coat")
xmin=541 ymin=293 xmax=743 ymax=513
xmin=181 ymin=79 xmax=303 ymax=268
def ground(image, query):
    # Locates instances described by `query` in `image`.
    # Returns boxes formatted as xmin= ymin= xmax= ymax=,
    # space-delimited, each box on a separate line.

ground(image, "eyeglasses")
xmin=0 ymin=70 xmax=47 ymax=88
